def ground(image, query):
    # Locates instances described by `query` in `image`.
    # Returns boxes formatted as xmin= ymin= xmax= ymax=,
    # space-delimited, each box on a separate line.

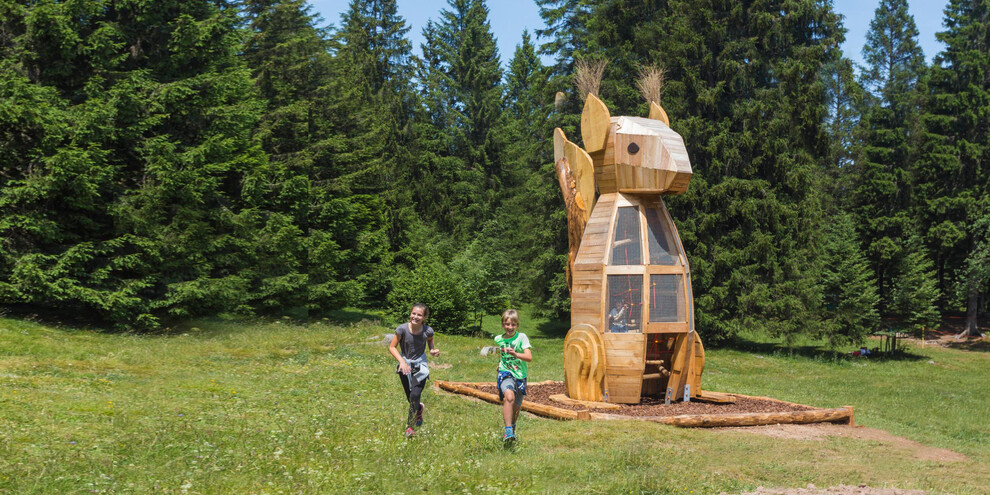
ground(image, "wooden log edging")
xmin=436 ymin=380 xmax=580 ymax=420
xmin=436 ymin=380 xmax=854 ymax=428
xmin=591 ymin=406 xmax=854 ymax=428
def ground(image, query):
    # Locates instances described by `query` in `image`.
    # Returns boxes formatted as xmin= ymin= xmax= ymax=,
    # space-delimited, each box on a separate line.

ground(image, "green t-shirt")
xmin=494 ymin=332 xmax=531 ymax=380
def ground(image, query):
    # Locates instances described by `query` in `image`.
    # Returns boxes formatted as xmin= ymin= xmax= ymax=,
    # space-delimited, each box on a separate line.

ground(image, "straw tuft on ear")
xmin=575 ymin=58 xmax=608 ymax=102
xmin=636 ymin=63 xmax=666 ymax=105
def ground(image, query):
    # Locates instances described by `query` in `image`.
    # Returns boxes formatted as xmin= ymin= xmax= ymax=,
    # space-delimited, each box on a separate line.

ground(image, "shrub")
xmin=386 ymin=260 xmax=472 ymax=335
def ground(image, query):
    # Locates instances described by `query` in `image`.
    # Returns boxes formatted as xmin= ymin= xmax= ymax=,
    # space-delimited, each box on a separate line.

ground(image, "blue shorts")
xmin=497 ymin=371 xmax=526 ymax=405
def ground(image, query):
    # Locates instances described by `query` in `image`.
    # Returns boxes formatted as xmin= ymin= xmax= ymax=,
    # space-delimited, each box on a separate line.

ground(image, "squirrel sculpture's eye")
xmin=627 ymin=142 xmax=640 ymax=154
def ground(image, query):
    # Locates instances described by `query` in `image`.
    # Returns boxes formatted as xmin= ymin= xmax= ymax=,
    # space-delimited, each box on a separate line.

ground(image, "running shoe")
xmin=415 ymin=403 xmax=425 ymax=427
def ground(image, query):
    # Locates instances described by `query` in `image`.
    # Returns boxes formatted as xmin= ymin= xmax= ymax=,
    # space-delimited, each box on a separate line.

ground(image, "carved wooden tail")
xmin=554 ymin=128 xmax=595 ymax=295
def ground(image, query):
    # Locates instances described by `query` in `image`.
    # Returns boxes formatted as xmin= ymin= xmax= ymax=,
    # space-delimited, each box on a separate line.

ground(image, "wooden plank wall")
xmin=570 ymin=194 xmax=616 ymax=329
xmin=604 ymin=333 xmax=645 ymax=403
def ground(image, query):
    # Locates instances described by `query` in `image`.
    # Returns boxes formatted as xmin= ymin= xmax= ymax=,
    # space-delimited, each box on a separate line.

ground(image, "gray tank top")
xmin=395 ymin=323 xmax=434 ymax=360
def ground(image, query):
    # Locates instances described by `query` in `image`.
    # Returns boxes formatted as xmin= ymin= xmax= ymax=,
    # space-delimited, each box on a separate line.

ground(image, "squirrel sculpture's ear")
xmin=649 ymin=101 xmax=670 ymax=126
xmin=554 ymin=127 xmax=568 ymax=164
xmin=581 ymin=93 xmax=610 ymax=153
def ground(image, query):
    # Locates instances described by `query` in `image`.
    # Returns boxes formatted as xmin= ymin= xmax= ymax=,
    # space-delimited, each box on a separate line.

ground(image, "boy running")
xmin=494 ymin=309 xmax=532 ymax=442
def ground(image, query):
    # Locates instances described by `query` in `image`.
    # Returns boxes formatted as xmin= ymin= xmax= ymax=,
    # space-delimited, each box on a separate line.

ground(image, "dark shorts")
xmin=497 ymin=370 xmax=526 ymax=405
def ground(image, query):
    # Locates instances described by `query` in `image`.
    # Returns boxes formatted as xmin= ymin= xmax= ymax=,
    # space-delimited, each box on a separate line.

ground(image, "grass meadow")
xmin=1 ymin=308 xmax=988 ymax=494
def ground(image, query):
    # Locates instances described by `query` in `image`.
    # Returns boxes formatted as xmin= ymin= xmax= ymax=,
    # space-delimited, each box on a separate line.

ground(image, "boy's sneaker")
xmin=415 ymin=403 xmax=425 ymax=427
xmin=405 ymin=427 xmax=416 ymax=438
xmin=503 ymin=426 xmax=515 ymax=442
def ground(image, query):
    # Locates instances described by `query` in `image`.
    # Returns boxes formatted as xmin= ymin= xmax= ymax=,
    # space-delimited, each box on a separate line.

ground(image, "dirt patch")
xmin=893 ymin=316 xmax=987 ymax=350
xmin=897 ymin=330 xmax=987 ymax=351
xmin=474 ymin=382 xmax=815 ymax=417
xmin=718 ymin=423 xmax=966 ymax=462
xmin=724 ymin=484 xmax=927 ymax=495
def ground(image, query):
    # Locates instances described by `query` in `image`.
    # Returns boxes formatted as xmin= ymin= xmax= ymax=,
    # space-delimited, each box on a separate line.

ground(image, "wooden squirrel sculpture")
xmin=555 ymin=94 xmax=707 ymax=405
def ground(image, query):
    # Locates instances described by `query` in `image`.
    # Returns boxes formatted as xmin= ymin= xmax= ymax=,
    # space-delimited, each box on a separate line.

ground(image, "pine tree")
xmin=914 ymin=0 xmax=990 ymax=333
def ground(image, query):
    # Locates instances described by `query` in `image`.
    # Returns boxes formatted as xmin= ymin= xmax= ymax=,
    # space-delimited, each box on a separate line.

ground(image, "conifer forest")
xmin=0 ymin=0 xmax=987 ymax=343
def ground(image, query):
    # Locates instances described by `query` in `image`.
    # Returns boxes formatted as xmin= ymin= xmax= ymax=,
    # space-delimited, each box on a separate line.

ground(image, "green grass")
xmin=1 ymin=310 xmax=988 ymax=494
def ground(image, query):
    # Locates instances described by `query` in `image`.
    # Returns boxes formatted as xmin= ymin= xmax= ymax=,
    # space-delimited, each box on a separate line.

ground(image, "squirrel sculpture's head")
xmin=554 ymin=94 xmax=693 ymax=219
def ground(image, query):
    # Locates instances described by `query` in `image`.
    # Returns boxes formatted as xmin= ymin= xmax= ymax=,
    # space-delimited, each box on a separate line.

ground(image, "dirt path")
xmin=718 ymin=423 xmax=966 ymax=462
xmin=725 ymin=485 xmax=928 ymax=495
xmin=717 ymin=423 xmax=965 ymax=494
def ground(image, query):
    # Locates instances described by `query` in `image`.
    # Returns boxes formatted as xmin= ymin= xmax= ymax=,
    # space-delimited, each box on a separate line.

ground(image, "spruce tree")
xmin=821 ymin=56 xmax=863 ymax=188
xmin=416 ymin=0 xmax=506 ymax=241
xmin=914 ymin=0 xmax=990 ymax=333
xmin=851 ymin=0 xmax=926 ymax=314
xmin=498 ymin=31 xmax=568 ymax=315
xmin=552 ymin=0 xmax=843 ymax=343
xmin=889 ymin=236 xmax=942 ymax=334
xmin=241 ymin=0 xmax=333 ymax=314
xmin=0 ymin=0 xmax=268 ymax=327
xmin=310 ymin=0 xmax=419 ymax=307
xmin=820 ymin=213 xmax=880 ymax=347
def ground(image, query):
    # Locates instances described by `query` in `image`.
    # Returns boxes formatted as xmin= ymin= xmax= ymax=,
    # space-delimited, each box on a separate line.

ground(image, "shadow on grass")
xmin=721 ymin=334 xmax=929 ymax=362
xmin=533 ymin=318 xmax=570 ymax=339
xmin=319 ymin=308 xmax=384 ymax=326
xmin=945 ymin=338 xmax=990 ymax=352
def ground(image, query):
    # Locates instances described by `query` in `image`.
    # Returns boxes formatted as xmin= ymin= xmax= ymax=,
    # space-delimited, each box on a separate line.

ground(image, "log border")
xmin=435 ymin=380 xmax=854 ymax=428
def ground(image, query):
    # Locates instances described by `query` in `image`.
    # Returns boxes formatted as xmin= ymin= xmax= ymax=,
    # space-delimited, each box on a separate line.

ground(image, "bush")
xmin=386 ymin=260 xmax=472 ymax=335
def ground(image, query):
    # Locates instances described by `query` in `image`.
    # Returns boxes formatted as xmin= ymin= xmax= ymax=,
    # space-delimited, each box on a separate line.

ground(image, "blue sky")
xmin=308 ymin=0 xmax=947 ymax=70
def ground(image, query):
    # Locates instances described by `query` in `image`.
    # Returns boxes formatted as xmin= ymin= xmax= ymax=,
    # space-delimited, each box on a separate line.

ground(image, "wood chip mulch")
xmin=475 ymin=382 xmax=817 ymax=417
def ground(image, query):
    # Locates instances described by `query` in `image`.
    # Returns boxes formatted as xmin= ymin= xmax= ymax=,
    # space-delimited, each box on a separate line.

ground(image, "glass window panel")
xmin=646 ymin=206 xmax=678 ymax=265
xmin=607 ymin=274 xmax=642 ymax=333
xmin=611 ymin=206 xmax=642 ymax=265
xmin=649 ymin=274 xmax=684 ymax=322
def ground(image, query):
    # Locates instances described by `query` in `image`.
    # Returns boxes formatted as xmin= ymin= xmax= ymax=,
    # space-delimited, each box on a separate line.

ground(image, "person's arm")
xmin=389 ymin=333 xmax=411 ymax=375
xmin=503 ymin=343 xmax=532 ymax=363
xmin=509 ymin=348 xmax=532 ymax=362
xmin=427 ymin=335 xmax=440 ymax=357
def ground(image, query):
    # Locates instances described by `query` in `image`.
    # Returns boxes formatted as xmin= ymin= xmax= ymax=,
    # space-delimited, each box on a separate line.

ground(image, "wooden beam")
xmin=642 ymin=371 xmax=670 ymax=380
xmin=549 ymin=394 xmax=621 ymax=410
xmin=695 ymin=390 xmax=736 ymax=404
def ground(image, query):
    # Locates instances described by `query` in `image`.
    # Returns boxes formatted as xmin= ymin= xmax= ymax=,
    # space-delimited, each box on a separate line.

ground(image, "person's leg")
xmin=498 ymin=373 xmax=517 ymax=439
xmin=511 ymin=383 xmax=524 ymax=430
xmin=406 ymin=378 xmax=426 ymax=430
xmin=400 ymin=373 xmax=412 ymax=401
xmin=502 ymin=388 xmax=516 ymax=426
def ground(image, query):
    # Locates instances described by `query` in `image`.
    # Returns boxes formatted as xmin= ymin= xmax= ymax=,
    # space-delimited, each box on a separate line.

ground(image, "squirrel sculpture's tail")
xmin=553 ymin=127 xmax=595 ymax=296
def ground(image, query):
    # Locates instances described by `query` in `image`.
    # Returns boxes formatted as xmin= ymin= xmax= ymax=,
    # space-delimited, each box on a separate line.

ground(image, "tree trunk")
xmin=958 ymin=286 xmax=984 ymax=338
